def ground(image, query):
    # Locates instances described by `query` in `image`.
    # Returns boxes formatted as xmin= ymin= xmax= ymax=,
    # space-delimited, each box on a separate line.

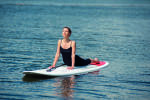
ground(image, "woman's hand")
xmin=48 ymin=65 xmax=55 ymax=69
xmin=67 ymin=66 xmax=74 ymax=70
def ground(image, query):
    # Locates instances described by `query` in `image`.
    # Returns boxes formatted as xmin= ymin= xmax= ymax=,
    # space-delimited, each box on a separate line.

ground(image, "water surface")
xmin=0 ymin=0 xmax=150 ymax=100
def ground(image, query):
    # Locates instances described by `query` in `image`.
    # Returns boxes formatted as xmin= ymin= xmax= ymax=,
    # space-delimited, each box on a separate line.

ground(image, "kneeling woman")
xmin=48 ymin=27 xmax=99 ymax=70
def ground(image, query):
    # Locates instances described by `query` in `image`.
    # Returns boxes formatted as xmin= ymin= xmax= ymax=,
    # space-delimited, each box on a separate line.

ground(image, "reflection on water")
xmin=89 ymin=70 xmax=100 ymax=75
xmin=54 ymin=76 xmax=75 ymax=99
xmin=22 ymin=71 xmax=101 ymax=99
xmin=22 ymin=74 xmax=75 ymax=99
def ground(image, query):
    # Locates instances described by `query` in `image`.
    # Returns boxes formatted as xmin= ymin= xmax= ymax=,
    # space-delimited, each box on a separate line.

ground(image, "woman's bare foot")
xmin=90 ymin=58 xmax=99 ymax=64
xmin=94 ymin=58 xmax=99 ymax=61
xmin=94 ymin=58 xmax=99 ymax=63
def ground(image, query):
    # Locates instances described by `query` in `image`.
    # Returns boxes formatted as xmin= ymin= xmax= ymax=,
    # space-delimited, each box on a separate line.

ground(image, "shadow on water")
xmin=22 ymin=74 xmax=57 ymax=82
xmin=22 ymin=70 xmax=101 ymax=82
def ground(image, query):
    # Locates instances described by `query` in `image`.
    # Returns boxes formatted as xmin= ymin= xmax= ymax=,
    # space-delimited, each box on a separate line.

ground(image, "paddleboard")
xmin=23 ymin=61 xmax=109 ymax=76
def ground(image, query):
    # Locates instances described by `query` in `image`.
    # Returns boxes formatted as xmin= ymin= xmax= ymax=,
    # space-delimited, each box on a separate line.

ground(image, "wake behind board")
xmin=23 ymin=61 xmax=109 ymax=76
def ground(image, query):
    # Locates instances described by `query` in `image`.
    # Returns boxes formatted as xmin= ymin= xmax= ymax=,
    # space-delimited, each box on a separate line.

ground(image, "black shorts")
xmin=75 ymin=55 xmax=91 ymax=66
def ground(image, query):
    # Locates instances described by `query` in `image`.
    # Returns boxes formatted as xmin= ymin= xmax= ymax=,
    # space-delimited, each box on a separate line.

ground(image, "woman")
xmin=48 ymin=27 xmax=99 ymax=70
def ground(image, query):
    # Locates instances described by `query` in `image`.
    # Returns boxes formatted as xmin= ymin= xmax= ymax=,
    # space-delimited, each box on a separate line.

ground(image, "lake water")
xmin=0 ymin=0 xmax=150 ymax=100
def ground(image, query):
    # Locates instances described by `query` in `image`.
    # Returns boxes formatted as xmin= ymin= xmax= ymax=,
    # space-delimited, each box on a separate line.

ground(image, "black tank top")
xmin=60 ymin=40 xmax=72 ymax=66
xmin=60 ymin=40 xmax=91 ymax=66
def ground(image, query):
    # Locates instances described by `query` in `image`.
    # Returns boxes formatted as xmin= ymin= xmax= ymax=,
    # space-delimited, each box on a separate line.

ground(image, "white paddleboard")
xmin=23 ymin=61 xmax=109 ymax=76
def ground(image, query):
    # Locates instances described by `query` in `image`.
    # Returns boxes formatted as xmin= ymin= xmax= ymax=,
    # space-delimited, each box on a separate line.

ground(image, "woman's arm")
xmin=68 ymin=41 xmax=76 ymax=69
xmin=51 ymin=40 xmax=61 ymax=67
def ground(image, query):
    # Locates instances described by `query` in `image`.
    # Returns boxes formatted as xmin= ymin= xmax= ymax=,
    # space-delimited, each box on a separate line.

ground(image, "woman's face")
xmin=62 ymin=28 xmax=70 ymax=38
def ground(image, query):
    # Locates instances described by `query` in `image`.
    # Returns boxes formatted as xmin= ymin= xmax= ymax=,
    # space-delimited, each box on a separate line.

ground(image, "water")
xmin=0 ymin=0 xmax=150 ymax=99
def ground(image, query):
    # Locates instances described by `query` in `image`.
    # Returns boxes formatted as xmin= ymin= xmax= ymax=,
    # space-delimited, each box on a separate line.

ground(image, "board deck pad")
xmin=23 ymin=61 xmax=109 ymax=76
